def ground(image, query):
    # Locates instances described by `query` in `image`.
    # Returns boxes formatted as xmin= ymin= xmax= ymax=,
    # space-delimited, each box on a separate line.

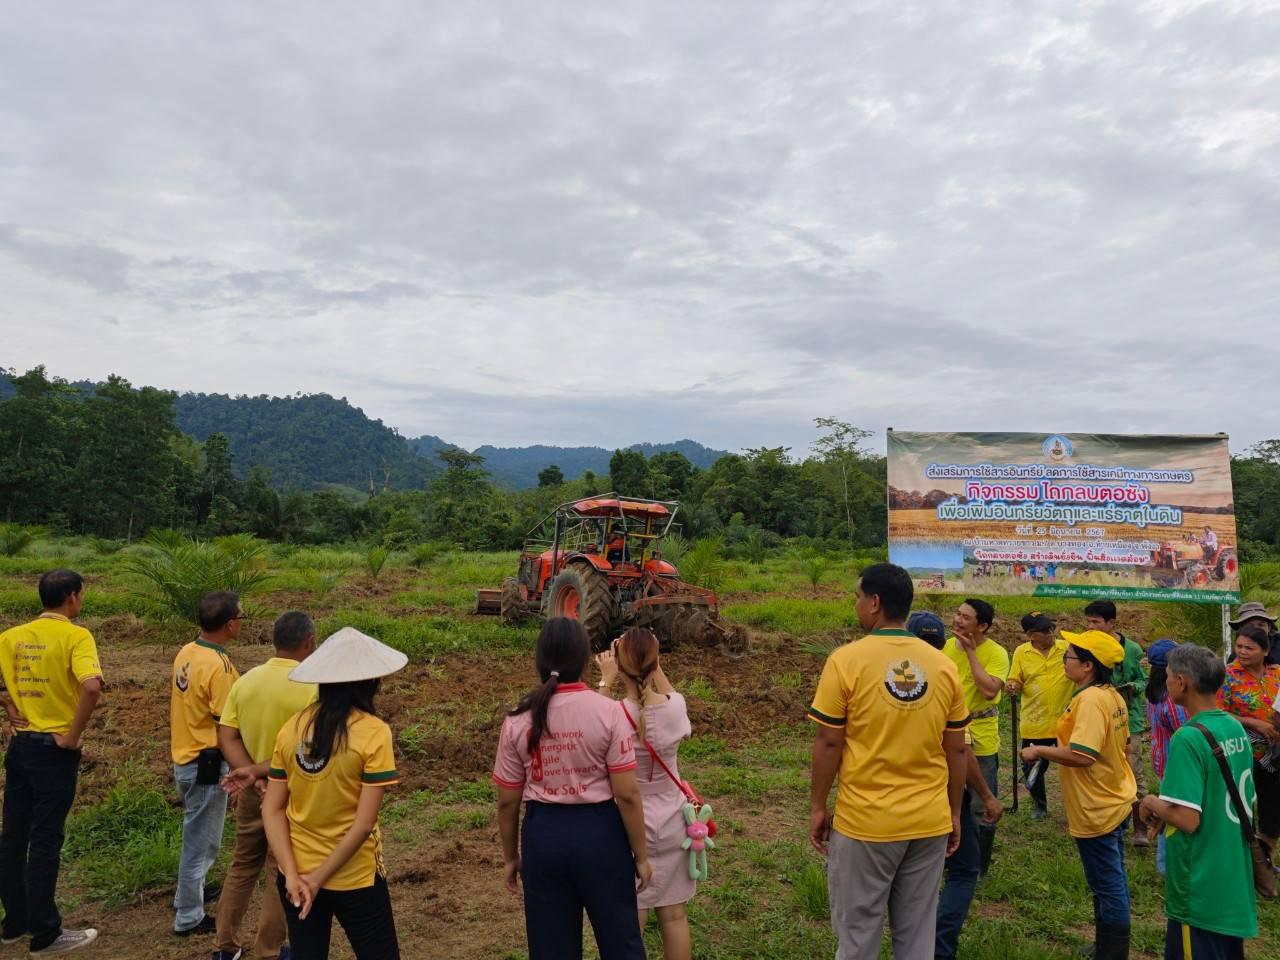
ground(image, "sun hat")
xmin=1060 ymin=629 xmax=1125 ymax=668
xmin=289 ymin=627 xmax=408 ymax=684
xmin=906 ymin=611 xmax=947 ymax=648
xmin=1228 ymin=601 xmax=1276 ymax=629
xmin=1147 ymin=638 xmax=1178 ymax=668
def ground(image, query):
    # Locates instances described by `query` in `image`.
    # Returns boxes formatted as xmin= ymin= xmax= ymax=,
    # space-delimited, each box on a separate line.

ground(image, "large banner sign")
xmin=887 ymin=431 xmax=1240 ymax=604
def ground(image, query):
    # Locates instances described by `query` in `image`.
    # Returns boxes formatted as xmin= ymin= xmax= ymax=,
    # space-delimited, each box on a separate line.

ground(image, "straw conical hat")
xmin=289 ymin=627 xmax=408 ymax=684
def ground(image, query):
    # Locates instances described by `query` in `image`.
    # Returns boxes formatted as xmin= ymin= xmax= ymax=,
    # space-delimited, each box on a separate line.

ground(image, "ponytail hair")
xmin=617 ymin=627 xmax=659 ymax=745
xmin=303 ymin=678 xmax=380 ymax=763
xmin=509 ymin=617 xmax=590 ymax=753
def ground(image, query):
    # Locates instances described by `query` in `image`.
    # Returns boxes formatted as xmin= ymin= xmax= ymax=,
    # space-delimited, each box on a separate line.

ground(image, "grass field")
xmin=0 ymin=538 xmax=1276 ymax=959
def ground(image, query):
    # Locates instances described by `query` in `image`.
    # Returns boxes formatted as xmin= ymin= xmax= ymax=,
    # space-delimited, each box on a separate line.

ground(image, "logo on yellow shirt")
xmin=884 ymin=659 xmax=929 ymax=703
xmin=296 ymin=739 xmax=330 ymax=775
xmin=176 ymin=662 xmax=190 ymax=693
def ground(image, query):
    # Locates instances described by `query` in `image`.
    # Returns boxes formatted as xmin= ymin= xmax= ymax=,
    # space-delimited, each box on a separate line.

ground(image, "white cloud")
xmin=1 ymin=0 xmax=1278 ymax=456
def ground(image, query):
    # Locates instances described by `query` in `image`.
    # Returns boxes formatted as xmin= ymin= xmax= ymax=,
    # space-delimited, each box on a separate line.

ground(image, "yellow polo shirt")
xmin=269 ymin=707 xmax=399 ymax=891
xmin=170 ymin=638 xmax=239 ymax=764
xmin=1056 ymin=684 xmax=1136 ymax=838
xmin=0 ymin=614 xmax=103 ymax=735
xmin=220 ymin=658 xmax=318 ymax=764
xmin=1009 ymin=638 xmax=1074 ymax=739
xmin=809 ymin=628 xmax=970 ymax=842
xmin=943 ymin=637 xmax=1010 ymax=757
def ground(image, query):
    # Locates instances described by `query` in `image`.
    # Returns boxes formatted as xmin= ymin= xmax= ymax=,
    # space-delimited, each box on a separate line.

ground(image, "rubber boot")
xmin=1095 ymin=922 xmax=1130 ymax=960
xmin=1130 ymin=804 xmax=1149 ymax=847
xmin=977 ymin=825 xmax=995 ymax=877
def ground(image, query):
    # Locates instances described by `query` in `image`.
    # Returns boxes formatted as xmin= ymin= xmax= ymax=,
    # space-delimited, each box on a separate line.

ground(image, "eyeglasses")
xmin=1062 ymin=654 xmax=1084 ymax=663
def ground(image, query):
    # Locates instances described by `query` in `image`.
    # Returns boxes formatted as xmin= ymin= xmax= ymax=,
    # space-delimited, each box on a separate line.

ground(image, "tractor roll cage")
xmin=521 ymin=493 xmax=682 ymax=573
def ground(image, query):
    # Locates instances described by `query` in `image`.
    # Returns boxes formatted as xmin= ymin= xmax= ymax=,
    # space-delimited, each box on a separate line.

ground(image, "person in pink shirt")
xmin=493 ymin=618 xmax=651 ymax=960
xmin=597 ymin=627 xmax=696 ymax=960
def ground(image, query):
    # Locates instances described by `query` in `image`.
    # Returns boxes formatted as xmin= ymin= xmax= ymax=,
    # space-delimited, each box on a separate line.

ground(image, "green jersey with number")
xmin=1158 ymin=709 xmax=1258 ymax=939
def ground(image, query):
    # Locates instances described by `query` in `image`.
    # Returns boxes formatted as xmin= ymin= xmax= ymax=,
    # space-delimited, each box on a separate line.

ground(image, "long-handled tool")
xmin=1010 ymin=694 xmax=1020 ymax=815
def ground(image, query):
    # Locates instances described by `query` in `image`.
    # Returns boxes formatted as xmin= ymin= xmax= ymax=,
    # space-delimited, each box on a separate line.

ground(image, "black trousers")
xmin=1021 ymin=737 xmax=1057 ymax=810
xmin=0 ymin=733 xmax=81 ymax=951
xmin=277 ymin=873 xmax=399 ymax=960
xmin=1255 ymin=758 xmax=1280 ymax=839
xmin=521 ymin=800 xmax=645 ymax=960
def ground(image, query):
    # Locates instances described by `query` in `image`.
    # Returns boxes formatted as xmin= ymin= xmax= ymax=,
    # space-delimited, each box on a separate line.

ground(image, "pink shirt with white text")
xmin=492 ymin=683 xmax=637 ymax=803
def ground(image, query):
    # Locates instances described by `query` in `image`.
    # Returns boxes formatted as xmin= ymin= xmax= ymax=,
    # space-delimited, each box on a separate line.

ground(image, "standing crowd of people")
xmin=0 ymin=563 xmax=1276 ymax=959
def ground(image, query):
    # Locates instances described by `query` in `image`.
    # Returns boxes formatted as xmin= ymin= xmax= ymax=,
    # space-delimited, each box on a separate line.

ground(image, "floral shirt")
xmin=1216 ymin=662 xmax=1280 ymax=759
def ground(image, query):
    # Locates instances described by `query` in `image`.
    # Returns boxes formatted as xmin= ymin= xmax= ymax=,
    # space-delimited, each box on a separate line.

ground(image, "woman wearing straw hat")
xmin=262 ymin=627 xmax=408 ymax=960
xmin=1021 ymin=630 xmax=1136 ymax=960
xmin=493 ymin=618 xmax=650 ymax=960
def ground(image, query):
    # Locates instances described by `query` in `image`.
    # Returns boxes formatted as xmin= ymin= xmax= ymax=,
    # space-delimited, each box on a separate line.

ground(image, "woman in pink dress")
xmin=596 ymin=628 xmax=695 ymax=960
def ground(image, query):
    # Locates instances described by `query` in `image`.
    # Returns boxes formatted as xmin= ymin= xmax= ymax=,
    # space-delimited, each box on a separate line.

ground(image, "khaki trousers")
xmin=215 ymin=787 xmax=287 ymax=958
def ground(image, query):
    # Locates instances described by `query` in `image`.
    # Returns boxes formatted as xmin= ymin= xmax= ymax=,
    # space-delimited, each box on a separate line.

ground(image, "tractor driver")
xmin=606 ymin=523 xmax=630 ymax=563
xmin=1200 ymin=525 xmax=1217 ymax=561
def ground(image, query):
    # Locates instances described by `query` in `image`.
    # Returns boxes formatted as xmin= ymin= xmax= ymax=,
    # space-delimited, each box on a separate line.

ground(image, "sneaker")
xmin=29 ymin=929 xmax=98 ymax=955
xmin=175 ymin=916 xmax=216 ymax=937
xmin=203 ymin=882 xmax=221 ymax=903
xmin=1 ymin=931 xmax=28 ymax=945
xmin=211 ymin=951 xmax=243 ymax=960
xmin=1030 ymin=806 xmax=1048 ymax=821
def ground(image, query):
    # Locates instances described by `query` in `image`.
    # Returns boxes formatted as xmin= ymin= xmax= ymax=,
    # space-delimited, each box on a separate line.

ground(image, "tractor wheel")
xmin=546 ymin=564 xmax=616 ymax=650
xmin=1216 ymin=549 xmax=1238 ymax=581
xmin=499 ymin=577 xmax=527 ymax=625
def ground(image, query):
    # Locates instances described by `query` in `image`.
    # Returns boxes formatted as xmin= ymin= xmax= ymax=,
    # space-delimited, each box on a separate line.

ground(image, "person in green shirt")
xmin=1084 ymin=600 xmax=1148 ymax=844
xmin=1140 ymin=644 xmax=1258 ymax=959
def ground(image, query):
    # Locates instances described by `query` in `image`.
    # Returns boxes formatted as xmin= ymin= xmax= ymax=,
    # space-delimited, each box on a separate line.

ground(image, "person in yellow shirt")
xmin=1021 ymin=630 xmax=1135 ymax=960
xmin=213 ymin=611 xmax=319 ymax=960
xmin=942 ymin=599 xmax=1009 ymax=876
xmin=169 ymin=591 xmax=242 ymax=937
xmin=264 ymin=627 xmax=407 ymax=960
xmin=0 ymin=569 xmax=103 ymax=955
xmin=1005 ymin=612 xmax=1073 ymax=820
xmin=809 ymin=563 xmax=969 ymax=960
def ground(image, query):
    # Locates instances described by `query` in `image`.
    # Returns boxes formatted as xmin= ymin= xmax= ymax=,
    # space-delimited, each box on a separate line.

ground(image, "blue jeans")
xmin=935 ymin=792 xmax=980 ymax=959
xmin=173 ymin=760 xmax=228 ymax=932
xmin=1074 ymin=823 xmax=1130 ymax=927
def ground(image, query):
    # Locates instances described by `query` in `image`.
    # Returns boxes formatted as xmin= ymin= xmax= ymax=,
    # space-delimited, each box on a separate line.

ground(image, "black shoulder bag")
xmin=1191 ymin=722 xmax=1276 ymax=899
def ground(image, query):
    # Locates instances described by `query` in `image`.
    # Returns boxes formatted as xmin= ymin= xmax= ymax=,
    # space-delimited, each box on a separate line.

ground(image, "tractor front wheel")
xmin=546 ymin=564 xmax=616 ymax=650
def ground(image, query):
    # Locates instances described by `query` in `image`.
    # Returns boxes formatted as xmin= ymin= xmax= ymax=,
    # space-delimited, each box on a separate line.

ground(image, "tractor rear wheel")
xmin=499 ymin=577 xmax=527 ymax=625
xmin=1216 ymin=549 xmax=1238 ymax=581
xmin=546 ymin=564 xmax=616 ymax=650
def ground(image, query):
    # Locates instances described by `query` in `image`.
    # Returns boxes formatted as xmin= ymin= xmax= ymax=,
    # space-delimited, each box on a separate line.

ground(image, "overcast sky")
xmin=2 ymin=1 xmax=1278 ymax=456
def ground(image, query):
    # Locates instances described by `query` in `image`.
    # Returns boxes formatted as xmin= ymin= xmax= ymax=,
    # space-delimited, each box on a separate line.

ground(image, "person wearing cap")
xmin=942 ymin=598 xmax=1009 ymax=876
xmin=809 ymin=566 xmax=969 ymax=960
xmin=1082 ymin=600 xmax=1148 ymax=844
xmin=0 ymin=569 xmax=103 ymax=955
xmin=1021 ymin=630 xmax=1136 ymax=960
xmin=1216 ymin=623 xmax=1280 ymax=848
xmin=494 ymin=617 xmax=650 ymax=960
xmin=171 ymin=591 xmax=243 ymax=937
xmin=1229 ymin=601 xmax=1280 ymax=667
xmin=1141 ymin=639 xmax=1186 ymax=875
xmin=907 ymin=612 xmax=1003 ymax=960
xmin=262 ymin=627 xmax=407 ymax=960
xmin=1139 ymin=644 xmax=1258 ymax=960
xmin=213 ymin=611 xmax=320 ymax=960
xmin=1006 ymin=613 xmax=1073 ymax=820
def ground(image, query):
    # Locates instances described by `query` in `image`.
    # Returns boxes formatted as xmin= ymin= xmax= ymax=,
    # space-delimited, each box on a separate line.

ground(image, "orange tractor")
xmin=1150 ymin=533 xmax=1238 ymax=588
xmin=475 ymin=494 xmax=747 ymax=653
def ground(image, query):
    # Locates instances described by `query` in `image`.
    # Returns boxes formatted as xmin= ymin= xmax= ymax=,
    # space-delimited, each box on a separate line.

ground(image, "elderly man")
xmin=1230 ymin=602 xmax=1280 ymax=666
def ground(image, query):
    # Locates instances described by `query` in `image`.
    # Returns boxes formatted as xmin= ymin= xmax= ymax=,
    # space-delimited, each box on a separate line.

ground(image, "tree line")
xmin=3 ymin=365 xmax=1280 ymax=560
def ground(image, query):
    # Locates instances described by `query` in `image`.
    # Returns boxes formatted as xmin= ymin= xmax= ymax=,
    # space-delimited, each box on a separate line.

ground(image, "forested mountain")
xmin=452 ymin=439 xmax=730 ymax=489
xmin=172 ymin=392 xmax=437 ymax=492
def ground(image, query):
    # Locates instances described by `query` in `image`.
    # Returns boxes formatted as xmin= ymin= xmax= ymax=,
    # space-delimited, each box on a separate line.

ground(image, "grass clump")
xmin=63 ymin=768 xmax=185 ymax=905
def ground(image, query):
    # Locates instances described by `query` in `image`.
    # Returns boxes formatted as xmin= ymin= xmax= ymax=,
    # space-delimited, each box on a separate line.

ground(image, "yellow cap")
xmin=1061 ymin=629 xmax=1125 ymax=668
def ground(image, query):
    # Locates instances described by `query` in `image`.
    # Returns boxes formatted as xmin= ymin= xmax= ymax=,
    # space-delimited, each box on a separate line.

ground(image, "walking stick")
xmin=1010 ymin=694 xmax=1020 ymax=814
